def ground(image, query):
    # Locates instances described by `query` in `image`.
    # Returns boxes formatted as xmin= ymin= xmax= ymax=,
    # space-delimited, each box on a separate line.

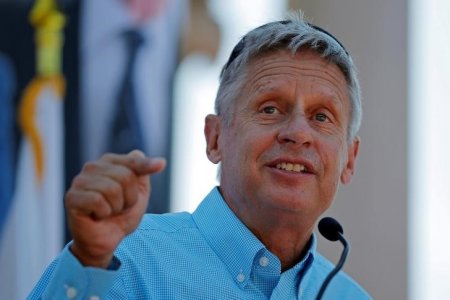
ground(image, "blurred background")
xmin=0 ymin=0 xmax=449 ymax=299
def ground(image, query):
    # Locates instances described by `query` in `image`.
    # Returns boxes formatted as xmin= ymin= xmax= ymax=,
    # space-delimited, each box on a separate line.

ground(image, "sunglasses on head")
xmin=223 ymin=20 xmax=349 ymax=72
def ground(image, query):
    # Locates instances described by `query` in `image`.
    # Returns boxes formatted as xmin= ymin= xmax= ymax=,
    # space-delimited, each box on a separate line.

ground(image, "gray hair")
xmin=215 ymin=12 xmax=362 ymax=141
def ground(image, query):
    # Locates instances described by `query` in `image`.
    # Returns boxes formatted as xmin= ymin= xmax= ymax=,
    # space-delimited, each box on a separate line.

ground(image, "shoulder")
xmin=138 ymin=212 xmax=196 ymax=232
xmin=114 ymin=212 xmax=207 ymax=268
xmin=118 ymin=212 xmax=198 ymax=250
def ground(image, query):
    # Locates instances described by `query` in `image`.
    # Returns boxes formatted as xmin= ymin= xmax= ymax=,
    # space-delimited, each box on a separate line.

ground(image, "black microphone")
xmin=315 ymin=217 xmax=350 ymax=300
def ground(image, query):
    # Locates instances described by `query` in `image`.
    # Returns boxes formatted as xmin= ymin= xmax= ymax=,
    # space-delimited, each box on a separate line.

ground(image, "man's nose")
xmin=276 ymin=113 xmax=313 ymax=146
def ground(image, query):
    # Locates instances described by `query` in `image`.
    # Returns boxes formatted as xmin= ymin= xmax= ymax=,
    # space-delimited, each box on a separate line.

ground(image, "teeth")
xmin=276 ymin=162 xmax=307 ymax=173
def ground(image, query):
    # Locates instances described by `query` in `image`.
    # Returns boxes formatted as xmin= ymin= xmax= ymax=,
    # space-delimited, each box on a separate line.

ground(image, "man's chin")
xmin=260 ymin=190 xmax=316 ymax=212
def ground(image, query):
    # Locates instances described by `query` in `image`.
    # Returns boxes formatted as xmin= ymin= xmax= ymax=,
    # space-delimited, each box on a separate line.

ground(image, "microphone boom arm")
xmin=315 ymin=232 xmax=350 ymax=300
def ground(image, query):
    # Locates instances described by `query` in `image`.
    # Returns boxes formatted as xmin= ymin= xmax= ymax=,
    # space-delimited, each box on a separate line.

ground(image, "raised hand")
xmin=65 ymin=150 xmax=166 ymax=268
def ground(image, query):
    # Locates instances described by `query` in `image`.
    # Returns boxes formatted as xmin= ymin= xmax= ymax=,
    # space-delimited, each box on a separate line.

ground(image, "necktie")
xmin=108 ymin=29 xmax=145 ymax=154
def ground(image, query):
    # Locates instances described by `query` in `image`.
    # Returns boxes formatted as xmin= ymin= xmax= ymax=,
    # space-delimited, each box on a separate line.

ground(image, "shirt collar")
xmin=192 ymin=187 xmax=317 ymax=289
xmin=192 ymin=187 xmax=264 ymax=287
xmin=295 ymin=233 xmax=317 ymax=271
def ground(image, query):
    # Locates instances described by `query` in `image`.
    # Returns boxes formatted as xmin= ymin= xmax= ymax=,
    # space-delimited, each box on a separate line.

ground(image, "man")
xmin=29 ymin=13 xmax=370 ymax=299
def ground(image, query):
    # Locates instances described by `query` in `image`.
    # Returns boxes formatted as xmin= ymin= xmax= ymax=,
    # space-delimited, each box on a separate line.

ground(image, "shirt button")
xmin=236 ymin=272 xmax=245 ymax=283
xmin=259 ymin=256 xmax=269 ymax=267
xmin=66 ymin=286 xmax=77 ymax=299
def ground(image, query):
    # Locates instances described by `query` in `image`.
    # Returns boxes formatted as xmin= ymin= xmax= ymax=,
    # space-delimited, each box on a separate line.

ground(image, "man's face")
xmin=205 ymin=50 xmax=359 ymax=227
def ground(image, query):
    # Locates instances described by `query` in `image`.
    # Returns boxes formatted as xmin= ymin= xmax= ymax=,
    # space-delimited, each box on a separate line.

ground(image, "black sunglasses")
xmin=223 ymin=20 xmax=349 ymax=71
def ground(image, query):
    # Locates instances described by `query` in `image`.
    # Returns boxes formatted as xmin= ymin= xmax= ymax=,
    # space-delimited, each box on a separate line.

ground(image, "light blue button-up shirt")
xmin=28 ymin=187 xmax=371 ymax=299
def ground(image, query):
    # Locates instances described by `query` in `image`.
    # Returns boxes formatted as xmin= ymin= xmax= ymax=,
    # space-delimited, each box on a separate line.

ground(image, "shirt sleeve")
xmin=27 ymin=243 xmax=121 ymax=300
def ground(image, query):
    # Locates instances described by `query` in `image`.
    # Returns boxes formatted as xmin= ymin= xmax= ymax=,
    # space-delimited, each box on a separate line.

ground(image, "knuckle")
xmin=110 ymin=164 xmax=134 ymax=186
xmin=89 ymin=192 xmax=106 ymax=207
xmin=105 ymin=181 xmax=122 ymax=197
xmin=64 ymin=189 xmax=78 ymax=205
xmin=81 ymin=161 xmax=100 ymax=173
xmin=100 ymin=152 xmax=112 ymax=160
xmin=119 ymin=168 xmax=134 ymax=185
xmin=71 ymin=174 xmax=87 ymax=188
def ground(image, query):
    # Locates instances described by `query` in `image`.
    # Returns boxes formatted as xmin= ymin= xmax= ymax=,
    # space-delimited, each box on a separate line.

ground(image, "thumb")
xmin=128 ymin=151 xmax=166 ymax=199
xmin=128 ymin=150 xmax=166 ymax=175
xmin=147 ymin=157 xmax=166 ymax=174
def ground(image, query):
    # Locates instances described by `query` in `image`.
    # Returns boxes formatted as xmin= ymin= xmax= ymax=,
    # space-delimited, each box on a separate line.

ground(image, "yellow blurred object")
xmin=29 ymin=0 xmax=66 ymax=77
xmin=16 ymin=0 xmax=66 ymax=182
xmin=18 ymin=75 xmax=65 ymax=182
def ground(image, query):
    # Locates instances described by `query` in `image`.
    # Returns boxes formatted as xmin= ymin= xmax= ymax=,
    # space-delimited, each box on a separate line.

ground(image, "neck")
xmin=250 ymin=218 xmax=314 ymax=271
xmin=219 ymin=188 xmax=315 ymax=271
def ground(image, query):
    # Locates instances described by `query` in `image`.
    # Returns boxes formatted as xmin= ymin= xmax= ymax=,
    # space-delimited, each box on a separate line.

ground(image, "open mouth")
xmin=275 ymin=162 xmax=310 ymax=173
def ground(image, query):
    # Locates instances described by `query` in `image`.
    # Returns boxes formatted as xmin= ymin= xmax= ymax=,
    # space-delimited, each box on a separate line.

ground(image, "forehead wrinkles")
xmin=302 ymin=68 xmax=348 ymax=102
xmin=243 ymin=53 xmax=348 ymax=100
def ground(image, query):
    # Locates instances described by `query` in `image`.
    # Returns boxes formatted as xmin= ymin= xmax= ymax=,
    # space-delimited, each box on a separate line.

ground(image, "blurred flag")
xmin=0 ymin=0 xmax=65 ymax=299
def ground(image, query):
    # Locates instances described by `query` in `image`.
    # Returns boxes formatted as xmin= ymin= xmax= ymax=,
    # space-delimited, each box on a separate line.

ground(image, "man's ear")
xmin=204 ymin=114 xmax=222 ymax=164
xmin=340 ymin=136 xmax=360 ymax=184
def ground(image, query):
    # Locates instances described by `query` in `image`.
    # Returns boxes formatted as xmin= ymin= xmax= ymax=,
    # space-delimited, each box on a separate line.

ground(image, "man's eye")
xmin=261 ymin=106 xmax=279 ymax=114
xmin=314 ymin=113 xmax=329 ymax=122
